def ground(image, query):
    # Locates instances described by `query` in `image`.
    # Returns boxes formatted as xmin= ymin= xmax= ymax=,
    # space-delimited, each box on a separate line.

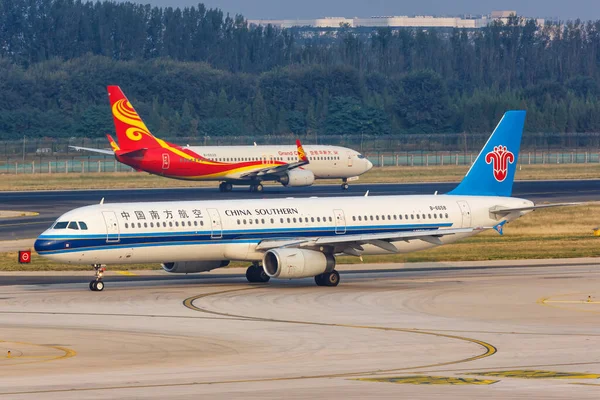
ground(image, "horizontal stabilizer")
xmin=69 ymin=146 xmax=114 ymax=155
xmin=489 ymin=202 xmax=583 ymax=217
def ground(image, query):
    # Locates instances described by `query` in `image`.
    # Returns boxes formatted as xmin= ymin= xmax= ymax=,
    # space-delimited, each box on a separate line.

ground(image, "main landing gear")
xmin=314 ymin=270 xmax=340 ymax=287
xmin=341 ymin=178 xmax=349 ymax=191
xmin=246 ymin=263 xmax=270 ymax=283
xmin=89 ymin=264 xmax=106 ymax=291
xmin=249 ymin=183 xmax=264 ymax=193
xmin=218 ymin=182 xmax=233 ymax=192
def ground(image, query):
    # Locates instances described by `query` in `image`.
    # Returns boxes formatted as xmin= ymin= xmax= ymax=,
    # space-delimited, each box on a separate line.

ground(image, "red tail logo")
xmin=485 ymin=145 xmax=514 ymax=182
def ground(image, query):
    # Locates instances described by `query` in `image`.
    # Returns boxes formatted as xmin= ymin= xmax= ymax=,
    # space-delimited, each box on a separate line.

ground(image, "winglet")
xmin=296 ymin=139 xmax=309 ymax=163
xmin=106 ymin=134 xmax=120 ymax=152
xmin=493 ymin=220 xmax=507 ymax=235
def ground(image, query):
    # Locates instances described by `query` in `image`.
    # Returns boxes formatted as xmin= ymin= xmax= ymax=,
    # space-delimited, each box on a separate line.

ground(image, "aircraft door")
xmin=347 ymin=151 xmax=353 ymax=167
xmin=207 ymin=208 xmax=223 ymax=239
xmin=102 ymin=211 xmax=120 ymax=243
xmin=162 ymin=153 xmax=170 ymax=170
xmin=457 ymin=201 xmax=471 ymax=228
xmin=334 ymin=209 xmax=346 ymax=234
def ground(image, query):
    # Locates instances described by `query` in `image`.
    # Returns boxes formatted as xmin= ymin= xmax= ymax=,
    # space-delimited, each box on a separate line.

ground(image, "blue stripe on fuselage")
xmin=35 ymin=223 xmax=452 ymax=255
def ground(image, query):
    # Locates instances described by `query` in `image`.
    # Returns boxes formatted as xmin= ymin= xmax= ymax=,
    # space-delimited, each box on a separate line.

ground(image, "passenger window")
xmin=287 ymin=218 xmax=291 ymax=223
xmin=416 ymin=215 xmax=420 ymax=219
xmin=311 ymin=217 xmax=315 ymax=222
xmin=175 ymin=221 xmax=179 ymax=227
xmin=428 ymin=214 xmax=432 ymax=219
xmin=393 ymin=215 xmax=397 ymax=220
xmin=200 ymin=221 xmax=204 ymax=226
xmin=237 ymin=220 xmax=241 ymax=225
xmin=144 ymin=222 xmax=148 ymax=228
xmin=398 ymin=215 xmax=402 ymax=220
xmin=261 ymin=219 xmax=265 ymax=224
xmin=125 ymin=223 xmax=129 ymax=228
xmin=249 ymin=219 xmax=253 ymax=224
xmin=163 ymin=222 xmax=167 ymax=227
xmin=422 ymin=214 xmax=426 ymax=219
xmin=243 ymin=219 xmax=247 ymax=224
xmin=370 ymin=216 xmax=374 ymax=221
xmin=150 ymin=222 xmax=154 ymax=228
xmin=280 ymin=218 xmax=284 ymax=223
xmin=317 ymin=217 xmax=321 ymax=222
xmin=293 ymin=218 xmax=297 ymax=223
xmin=67 ymin=221 xmax=79 ymax=230
xmin=255 ymin=219 xmax=259 ymax=224
xmin=376 ymin=215 xmax=379 ymax=221
xmin=329 ymin=217 xmax=333 ymax=222
xmin=138 ymin=223 xmax=142 ymax=228
xmin=270 ymin=218 xmax=274 ymax=223
xmin=445 ymin=213 xmax=449 ymax=218
xmin=358 ymin=216 xmax=362 ymax=221
xmin=411 ymin=215 xmax=414 ymax=220
xmin=169 ymin=222 xmax=173 ymax=227
xmin=352 ymin=216 xmax=356 ymax=221
xmin=79 ymin=222 xmax=88 ymax=230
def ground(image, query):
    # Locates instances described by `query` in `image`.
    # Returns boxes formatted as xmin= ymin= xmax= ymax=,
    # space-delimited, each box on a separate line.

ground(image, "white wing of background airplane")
xmin=238 ymin=139 xmax=310 ymax=179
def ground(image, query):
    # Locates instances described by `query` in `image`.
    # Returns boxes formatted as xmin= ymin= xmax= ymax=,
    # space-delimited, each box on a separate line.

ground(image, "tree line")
xmin=0 ymin=0 xmax=600 ymax=140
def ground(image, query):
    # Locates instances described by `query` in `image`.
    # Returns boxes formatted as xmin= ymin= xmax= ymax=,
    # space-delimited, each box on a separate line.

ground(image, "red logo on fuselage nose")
xmin=485 ymin=145 xmax=514 ymax=182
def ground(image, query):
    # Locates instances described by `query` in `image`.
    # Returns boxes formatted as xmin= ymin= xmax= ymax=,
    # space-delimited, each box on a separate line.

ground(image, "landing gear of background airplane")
xmin=315 ymin=270 xmax=340 ymax=287
xmin=246 ymin=263 xmax=270 ymax=283
xmin=89 ymin=264 xmax=106 ymax=291
xmin=219 ymin=182 xmax=233 ymax=192
xmin=249 ymin=183 xmax=264 ymax=193
xmin=341 ymin=179 xmax=349 ymax=190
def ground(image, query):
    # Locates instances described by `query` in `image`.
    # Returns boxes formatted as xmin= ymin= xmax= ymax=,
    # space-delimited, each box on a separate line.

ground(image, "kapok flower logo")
xmin=485 ymin=145 xmax=515 ymax=182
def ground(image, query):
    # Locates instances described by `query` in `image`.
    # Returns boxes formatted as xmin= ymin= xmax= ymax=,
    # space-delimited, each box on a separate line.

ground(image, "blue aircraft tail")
xmin=449 ymin=111 xmax=526 ymax=197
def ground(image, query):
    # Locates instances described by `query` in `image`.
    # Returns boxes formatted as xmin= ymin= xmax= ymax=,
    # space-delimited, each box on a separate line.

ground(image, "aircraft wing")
xmin=239 ymin=139 xmax=309 ymax=179
xmin=255 ymin=227 xmax=482 ymax=254
xmin=69 ymin=146 xmax=114 ymax=155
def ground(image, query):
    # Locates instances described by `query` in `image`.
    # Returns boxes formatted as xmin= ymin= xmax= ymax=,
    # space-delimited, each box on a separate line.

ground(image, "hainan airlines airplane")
xmin=35 ymin=111 xmax=572 ymax=291
xmin=72 ymin=86 xmax=372 ymax=192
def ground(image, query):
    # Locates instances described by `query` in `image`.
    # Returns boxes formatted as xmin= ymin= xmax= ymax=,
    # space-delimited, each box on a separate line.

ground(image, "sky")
xmin=140 ymin=0 xmax=600 ymax=20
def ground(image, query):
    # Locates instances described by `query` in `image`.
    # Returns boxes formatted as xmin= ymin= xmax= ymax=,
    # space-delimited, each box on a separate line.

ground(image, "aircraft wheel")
xmin=95 ymin=281 xmax=105 ymax=291
xmin=314 ymin=274 xmax=325 ymax=286
xmin=246 ymin=265 xmax=270 ymax=283
xmin=341 ymin=183 xmax=349 ymax=190
xmin=255 ymin=184 xmax=264 ymax=192
xmin=89 ymin=281 xmax=96 ymax=291
xmin=223 ymin=182 xmax=233 ymax=192
xmin=316 ymin=270 xmax=340 ymax=287
xmin=218 ymin=182 xmax=225 ymax=192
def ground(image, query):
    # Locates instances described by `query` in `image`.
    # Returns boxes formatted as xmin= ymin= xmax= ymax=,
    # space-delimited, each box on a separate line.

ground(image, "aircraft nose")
xmin=34 ymin=238 xmax=57 ymax=254
xmin=365 ymin=159 xmax=373 ymax=171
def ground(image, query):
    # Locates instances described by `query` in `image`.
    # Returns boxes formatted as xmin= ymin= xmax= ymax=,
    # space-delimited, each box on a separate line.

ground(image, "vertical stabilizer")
xmin=449 ymin=111 xmax=526 ymax=197
xmin=107 ymin=86 xmax=160 ymax=151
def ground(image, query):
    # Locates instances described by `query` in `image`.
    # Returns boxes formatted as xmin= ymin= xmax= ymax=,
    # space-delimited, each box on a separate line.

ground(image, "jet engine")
xmin=279 ymin=169 xmax=315 ymax=187
xmin=161 ymin=260 xmax=230 ymax=274
xmin=263 ymin=248 xmax=335 ymax=279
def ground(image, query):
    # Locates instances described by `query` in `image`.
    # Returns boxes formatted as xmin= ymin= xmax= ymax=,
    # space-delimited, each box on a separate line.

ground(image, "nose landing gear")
xmin=341 ymin=178 xmax=349 ymax=190
xmin=90 ymin=264 xmax=106 ymax=291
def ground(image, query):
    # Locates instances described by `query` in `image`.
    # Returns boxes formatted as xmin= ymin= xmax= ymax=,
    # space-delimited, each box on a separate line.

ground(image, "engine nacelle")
xmin=263 ymin=248 xmax=335 ymax=279
xmin=279 ymin=169 xmax=315 ymax=187
xmin=162 ymin=260 xmax=230 ymax=274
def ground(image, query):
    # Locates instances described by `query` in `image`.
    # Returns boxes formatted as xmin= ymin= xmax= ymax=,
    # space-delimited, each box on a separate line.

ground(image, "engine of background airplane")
xmin=161 ymin=260 xmax=230 ymax=273
xmin=263 ymin=248 xmax=335 ymax=279
xmin=278 ymin=169 xmax=315 ymax=187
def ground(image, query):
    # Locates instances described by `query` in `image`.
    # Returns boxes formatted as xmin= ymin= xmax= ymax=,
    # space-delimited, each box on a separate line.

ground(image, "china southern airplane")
xmin=35 ymin=111 xmax=569 ymax=291
xmin=72 ymin=86 xmax=373 ymax=192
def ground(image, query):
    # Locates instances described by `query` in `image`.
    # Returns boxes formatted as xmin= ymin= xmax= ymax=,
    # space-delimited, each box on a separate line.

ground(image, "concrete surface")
xmin=1 ymin=260 xmax=600 ymax=399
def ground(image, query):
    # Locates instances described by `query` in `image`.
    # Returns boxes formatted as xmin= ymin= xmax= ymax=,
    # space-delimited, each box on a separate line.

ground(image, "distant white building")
xmin=249 ymin=11 xmax=544 ymax=29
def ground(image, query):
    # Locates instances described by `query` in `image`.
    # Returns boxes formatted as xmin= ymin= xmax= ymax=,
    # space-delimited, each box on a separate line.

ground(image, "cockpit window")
xmin=357 ymin=154 xmax=365 ymax=159
xmin=79 ymin=222 xmax=88 ymax=230
xmin=53 ymin=221 xmax=68 ymax=229
xmin=67 ymin=221 xmax=79 ymax=230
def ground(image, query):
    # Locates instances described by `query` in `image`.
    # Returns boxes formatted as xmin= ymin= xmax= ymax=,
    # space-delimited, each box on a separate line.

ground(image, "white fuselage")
xmin=35 ymin=195 xmax=533 ymax=265
xmin=189 ymin=145 xmax=372 ymax=179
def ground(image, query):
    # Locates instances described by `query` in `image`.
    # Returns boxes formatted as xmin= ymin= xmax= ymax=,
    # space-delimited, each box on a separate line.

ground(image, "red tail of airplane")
xmin=107 ymin=86 xmax=161 ymax=151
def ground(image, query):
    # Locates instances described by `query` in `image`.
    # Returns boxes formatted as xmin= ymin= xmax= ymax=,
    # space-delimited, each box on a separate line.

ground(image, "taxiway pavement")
xmin=1 ymin=259 xmax=600 ymax=399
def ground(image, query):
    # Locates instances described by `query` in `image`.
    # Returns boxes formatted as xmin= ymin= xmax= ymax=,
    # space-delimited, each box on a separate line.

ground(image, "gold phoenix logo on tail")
xmin=112 ymin=99 xmax=154 ymax=142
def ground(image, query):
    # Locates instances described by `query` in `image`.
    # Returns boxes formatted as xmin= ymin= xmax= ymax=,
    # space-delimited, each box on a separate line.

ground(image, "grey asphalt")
xmin=0 ymin=179 xmax=599 ymax=240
